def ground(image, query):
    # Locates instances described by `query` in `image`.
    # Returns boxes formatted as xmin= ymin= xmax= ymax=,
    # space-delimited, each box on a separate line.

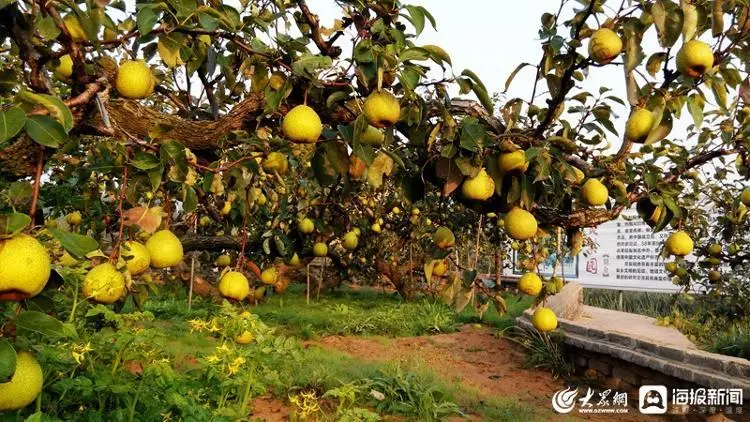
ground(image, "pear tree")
xmin=0 ymin=0 xmax=747 ymax=340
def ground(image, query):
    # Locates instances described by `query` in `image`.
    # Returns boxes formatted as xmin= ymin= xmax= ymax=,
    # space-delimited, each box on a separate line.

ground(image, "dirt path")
xmin=310 ymin=324 xmax=661 ymax=421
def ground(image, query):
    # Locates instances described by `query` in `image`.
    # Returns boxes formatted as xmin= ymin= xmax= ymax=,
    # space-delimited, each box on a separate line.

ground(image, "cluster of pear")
xmin=589 ymin=27 xmax=714 ymax=144
xmin=0 ymin=226 xmax=183 ymax=306
xmin=52 ymin=16 xmax=155 ymax=100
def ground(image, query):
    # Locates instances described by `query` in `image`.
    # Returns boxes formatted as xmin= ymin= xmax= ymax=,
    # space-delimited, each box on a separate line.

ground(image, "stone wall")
xmin=569 ymin=347 xmax=701 ymax=397
xmin=516 ymin=282 xmax=750 ymax=398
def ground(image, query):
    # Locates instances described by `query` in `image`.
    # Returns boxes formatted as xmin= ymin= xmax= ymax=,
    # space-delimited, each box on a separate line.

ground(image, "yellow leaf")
xmin=366 ymin=153 xmax=393 ymax=188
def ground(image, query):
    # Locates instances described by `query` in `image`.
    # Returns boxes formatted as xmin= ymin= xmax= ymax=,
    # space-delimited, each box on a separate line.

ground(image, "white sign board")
xmin=507 ymin=209 xmax=681 ymax=293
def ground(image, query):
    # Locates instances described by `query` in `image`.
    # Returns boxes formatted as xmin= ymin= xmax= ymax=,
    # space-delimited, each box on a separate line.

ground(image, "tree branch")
xmin=295 ymin=0 xmax=342 ymax=57
xmin=533 ymin=0 xmax=597 ymax=138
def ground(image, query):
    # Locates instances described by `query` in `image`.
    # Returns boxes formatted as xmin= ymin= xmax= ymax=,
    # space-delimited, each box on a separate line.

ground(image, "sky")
xmin=306 ymin=0 xmax=632 ymax=149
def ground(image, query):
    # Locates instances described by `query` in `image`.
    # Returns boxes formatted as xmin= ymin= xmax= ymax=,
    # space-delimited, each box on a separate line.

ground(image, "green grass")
xmin=250 ymin=284 xmax=531 ymax=339
xmin=582 ymin=288 xmax=689 ymax=317
xmin=280 ymin=345 xmax=538 ymax=421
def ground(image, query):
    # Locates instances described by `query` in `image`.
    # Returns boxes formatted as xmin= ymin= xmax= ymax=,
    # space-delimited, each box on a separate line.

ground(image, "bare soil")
xmin=310 ymin=324 xmax=662 ymax=421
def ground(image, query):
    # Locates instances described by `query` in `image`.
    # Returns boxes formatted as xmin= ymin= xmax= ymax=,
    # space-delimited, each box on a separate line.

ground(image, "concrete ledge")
xmin=517 ymin=282 xmax=750 ymax=396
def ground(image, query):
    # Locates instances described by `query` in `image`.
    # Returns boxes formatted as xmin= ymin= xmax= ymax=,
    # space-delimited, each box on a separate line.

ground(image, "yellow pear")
xmin=432 ymin=260 xmax=447 ymax=277
xmin=116 ymin=61 xmax=154 ymax=99
xmin=146 ymin=230 xmax=183 ymax=268
xmin=218 ymin=271 xmax=250 ymax=301
xmin=361 ymin=125 xmax=385 ymax=145
xmin=66 ymin=211 xmax=82 ymax=225
xmin=83 ymin=263 xmax=126 ymax=304
xmin=741 ymin=187 xmax=750 ymax=207
xmin=582 ymin=179 xmax=609 ymax=206
xmin=518 ymin=273 xmax=542 ymax=296
xmin=504 ymin=208 xmax=537 ymax=241
xmin=63 ymin=15 xmax=87 ymax=41
xmin=371 ymin=223 xmax=382 ymax=233
xmin=461 ymin=169 xmax=495 ymax=201
xmin=624 ymin=108 xmax=654 ymax=143
xmin=260 ymin=267 xmax=278 ymax=285
xmin=708 ymin=243 xmax=722 ymax=256
xmin=363 ymin=91 xmax=400 ymax=128
xmin=0 ymin=235 xmax=51 ymax=301
xmin=54 ymin=54 xmax=74 ymax=80
xmin=313 ymin=242 xmax=328 ymax=257
xmin=572 ymin=167 xmax=585 ymax=185
xmin=676 ymin=40 xmax=714 ymax=78
xmin=432 ymin=227 xmax=455 ymax=249
xmin=498 ymin=151 xmax=528 ymax=173
xmin=262 ymin=152 xmax=288 ymax=174
xmin=666 ymin=231 xmax=694 ymax=256
xmin=215 ymin=254 xmax=231 ymax=267
xmin=342 ymin=231 xmax=358 ymax=250
xmin=531 ymin=307 xmax=558 ymax=332
xmin=298 ymin=218 xmax=315 ymax=234
xmin=121 ymin=241 xmax=150 ymax=275
xmin=588 ymin=28 xmax=623 ymax=64
xmin=282 ymin=105 xmax=322 ymax=143
xmin=0 ymin=351 xmax=43 ymax=411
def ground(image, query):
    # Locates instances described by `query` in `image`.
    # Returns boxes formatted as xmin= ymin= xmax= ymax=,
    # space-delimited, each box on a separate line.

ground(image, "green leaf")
xmin=652 ymin=0 xmax=683 ymax=48
xmin=17 ymin=91 xmax=74 ymax=132
xmin=709 ymin=78 xmax=728 ymax=112
xmin=130 ymin=152 xmax=161 ymax=170
xmin=23 ymin=412 xmax=44 ymax=422
xmin=404 ymin=5 xmax=425 ymax=35
xmin=36 ymin=16 xmax=61 ymax=40
xmin=503 ymin=63 xmax=531 ymax=93
xmin=158 ymin=33 xmax=186 ymax=68
xmin=680 ymin=1 xmax=698 ymax=42
xmin=461 ymin=69 xmax=493 ymax=112
xmin=167 ymin=0 xmax=196 ymax=18
xmin=326 ymin=91 xmax=349 ymax=109
xmin=0 ymin=213 xmax=31 ymax=239
xmin=0 ymin=106 xmax=26 ymax=144
xmin=160 ymin=140 xmax=187 ymax=181
xmin=422 ymin=45 xmax=451 ymax=66
xmin=312 ymin=146 xmax=339 ymax=186
xmin=687 ymin=94 xmax=704 ymax=128
xmin=292 ymin=54 xmax=333 ymax=80
xmin=646 ymin=52 xmax=667 ymax=77
xmin=136 ymin=4 xmax=163 ymax=36
xmin=382 ymin=148 xmax=405 ymax=169
xmin=455 ymin=156 xmax=479 ymax=177
xmin=49 ymin=228 xmax=99 ymax=260
xmin=459 ymin=118 xmax=486 ymax=152
xmin=8 ymin=182 xmax=32 ymax=203
xmin=14 ymin=311 xmax=66 ymax=338
xmin=0 ymin=340 xmax=15 ymax=383
xmin=24 ymin=115 xmax=65 ymax=147
xmin=399 ymin=48 xmax=429 ymax=62
xmin=182 ymin=185 xmax=198 ymax=213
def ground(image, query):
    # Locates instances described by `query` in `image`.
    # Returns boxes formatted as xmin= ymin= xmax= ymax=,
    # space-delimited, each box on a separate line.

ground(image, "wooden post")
xmin=306 ymin=263 xmax=311 ymax=305
xmin=188 ymin=254 xmax=195 ymax=310
xmin=618 ymin=290 xmax=624 ymax=311
xmin=494 ymin=250 xmax=501 ymax=288
xmin=473 ymin=215 xmax=482 ymax=268
xmin=317 ymin=259 xmax=324 ymax=300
